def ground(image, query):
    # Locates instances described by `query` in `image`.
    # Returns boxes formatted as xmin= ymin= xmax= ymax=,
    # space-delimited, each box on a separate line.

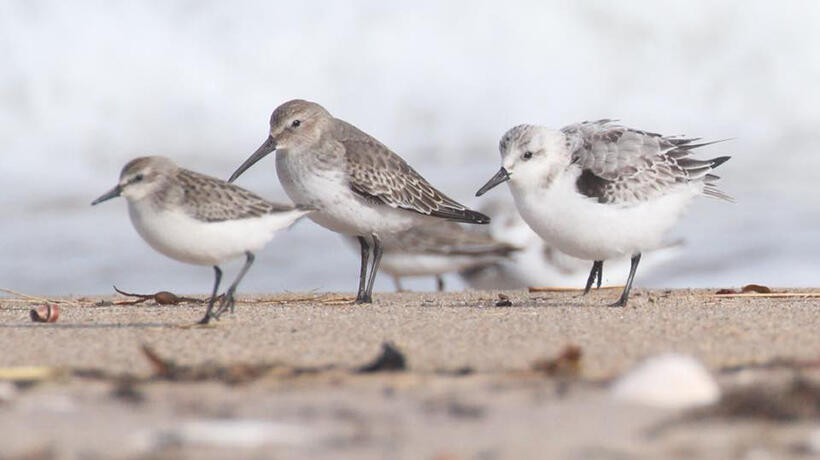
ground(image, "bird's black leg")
xmin=362 ymin=234 xmax=383 ymax=303
xmin=198 ymin=266 xmax=222 ymax=324
xmin=610 ymin=253 xmax=641 ymax=307
xmin=583 ymin=260 xmax=603 ymax=295
xmin=436 ymin=275 xmax=445 ymax=292
xmin=596 ymin=261 xmax=604 ymax=289
xmin=213 ymin=252 xmax=255 ymax=319
xmin=355 ymin=236 xmax=371 ymax=303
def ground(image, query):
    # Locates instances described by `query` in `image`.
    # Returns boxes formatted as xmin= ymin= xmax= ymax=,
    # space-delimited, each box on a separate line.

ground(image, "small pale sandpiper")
xmin=476 ymin=120 xmax=731 ymax=306
xmin=345 ymin=221 xmax=517 ymax=292
xmin=92 ymin=156 xmax=312 ymax=323
xmin=228 ymin=99 xmax=489 ymax=303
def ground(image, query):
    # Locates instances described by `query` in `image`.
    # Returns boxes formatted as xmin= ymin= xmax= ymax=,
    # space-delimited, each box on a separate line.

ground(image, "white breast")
xmin=276 ymin=151 xmax=420 ymax=237
xmin=510 ymin=172 xmax=700 ymax=261
xmin=127 ymin=201 xmax=303 ymax=266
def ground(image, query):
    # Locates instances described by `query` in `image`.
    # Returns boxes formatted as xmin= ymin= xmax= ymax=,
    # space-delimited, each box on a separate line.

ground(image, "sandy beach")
xmin=1 ymin=288 xmax=819 ymax=459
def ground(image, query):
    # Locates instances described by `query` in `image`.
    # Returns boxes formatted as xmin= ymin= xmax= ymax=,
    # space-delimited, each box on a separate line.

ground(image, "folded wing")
xmin=562 ymin=120 xmax=731 ymax=204
xmin=337 ymin=120 xmax=490 ymax=224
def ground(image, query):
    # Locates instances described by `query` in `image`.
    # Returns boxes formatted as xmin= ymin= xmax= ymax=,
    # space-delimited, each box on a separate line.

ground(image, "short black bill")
xmin=91 ymin=184 xmax=123 ymax=205
xmin=475 ymin=167 xmax=510 ymax=197
xmin=228 ymin=136 xmax=277 ymax=183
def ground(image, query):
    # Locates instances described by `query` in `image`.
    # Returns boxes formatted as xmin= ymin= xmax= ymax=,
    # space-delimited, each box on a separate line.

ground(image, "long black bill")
xmin=228 ymin=136 xmax=277 ymax=183
xmin=91 ymin=184 xmax=123 ymax=205
xmin=475 ymin=167 xmax=510 ymax=197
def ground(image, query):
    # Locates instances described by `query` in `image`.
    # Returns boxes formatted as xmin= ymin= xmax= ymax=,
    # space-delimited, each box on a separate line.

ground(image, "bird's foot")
xmin=354 ymin=295 xmax=372 ymax=304
xmin=212 ymin=295 xmax=236 ymax=319
xmin=608 ymin=298 xmax=628 ymax=308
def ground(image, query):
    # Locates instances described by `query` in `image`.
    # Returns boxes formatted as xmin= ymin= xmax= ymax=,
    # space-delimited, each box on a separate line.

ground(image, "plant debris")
xmin=357 ymin=342 xmax=407 ymax=373
xmin=719 ymin=357 xmax=820 ymax=373
xmin=532 ymin=345 xmax=583 ymax=377
xmin=29 ymin=304 xmax=59 ymax=323
xmin=0 ymin=288 xmax=82 ymax=307
xmin=495 ymin=294 xmax=512 ymax=307
xmin=692 ymin=377 xmax=820 ymax=421
xmin=254 ymin=293 xmax=357 ymax=305
xmin=528 ymin=286 xmax=623 ymax=293
xmin=140 ymin=345 xmax=277 ymax=384
xmin=0 ymin=366 xmax=60 ymax=383
xmin=713 ymin=284 xmax=820 ymax=298
xmin=112 ymin=286 xmax=210 ymax=305
xmin=68 ymin=341 xmax=411 ymax=388
xmin=716 ymin=284 xmax=772 ymax=295
xmin=741 ymin=284 xmax=772 ymax=293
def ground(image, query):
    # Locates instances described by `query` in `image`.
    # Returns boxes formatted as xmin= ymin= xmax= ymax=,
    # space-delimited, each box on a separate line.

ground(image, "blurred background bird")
xmin=344 ymin=222 xmax=518 ymax=292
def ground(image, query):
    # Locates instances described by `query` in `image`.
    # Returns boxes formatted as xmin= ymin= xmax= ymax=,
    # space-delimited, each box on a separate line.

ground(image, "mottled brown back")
xmin=175 ymin=168 xmax=299 ymax=222
xmin=334 ymin=120 xmax=490 ymax=224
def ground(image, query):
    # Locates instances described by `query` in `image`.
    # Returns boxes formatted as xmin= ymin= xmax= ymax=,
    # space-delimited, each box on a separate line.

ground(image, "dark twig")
xmin=112 ymin=285 xmax=214 ymax=305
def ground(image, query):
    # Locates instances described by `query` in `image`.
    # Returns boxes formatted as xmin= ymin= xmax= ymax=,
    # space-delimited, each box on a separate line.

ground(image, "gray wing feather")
xmin=176 ymin=169 xmax=298 ymax=222
xmin=336 ymin=120 xmax=489 ymax=224
xmin=562 ymin=120 xmax=731 ymax=204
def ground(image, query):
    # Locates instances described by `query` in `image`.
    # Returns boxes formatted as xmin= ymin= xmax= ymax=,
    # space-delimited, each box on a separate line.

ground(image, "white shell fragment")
xmin=611 ymin=353 xmax=720 ymax=410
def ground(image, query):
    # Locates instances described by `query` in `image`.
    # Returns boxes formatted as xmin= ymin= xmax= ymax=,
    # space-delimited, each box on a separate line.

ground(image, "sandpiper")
xmin=346 ymin=221 xmax=517 ymax=292
xmin=92 ymin=156 xmax=313 ymax=324
xmin=228 ymin=99 xmax=490 ymax=303
xmin=476 ymin=120 xmax=731 ymax=306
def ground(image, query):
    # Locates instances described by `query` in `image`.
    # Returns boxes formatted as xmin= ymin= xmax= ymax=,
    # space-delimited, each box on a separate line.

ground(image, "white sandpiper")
xmin=228 ymin=99 xmax=489 ymax=303
xmin=476 ymin=120 xmax=731 ymax=306
xmin=92 ymin=156 xmax=313 ymax=324
xmin=344 ymin=221 xmax=517 ymax=292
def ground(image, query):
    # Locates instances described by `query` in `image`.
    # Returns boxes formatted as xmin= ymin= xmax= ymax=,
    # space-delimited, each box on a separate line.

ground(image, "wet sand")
xmin=1 ymin=288 xmax=819 ymax=459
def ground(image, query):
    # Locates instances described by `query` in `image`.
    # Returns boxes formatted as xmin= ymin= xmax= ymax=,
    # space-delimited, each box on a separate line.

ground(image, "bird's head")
xmin=229 ymin=99 xmax=332 ymax=183
xmin=92 ymin=156 xmax=177 ymax=205
xmin=476 ymin=125 xmax=568 ymax=196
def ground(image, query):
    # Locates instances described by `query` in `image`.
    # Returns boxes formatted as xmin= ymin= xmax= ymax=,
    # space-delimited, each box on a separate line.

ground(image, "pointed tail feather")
xmin=430 ymin=207 xmax=491 ymax=224
xmin=709 ymin=156 xmax=731 ymax=168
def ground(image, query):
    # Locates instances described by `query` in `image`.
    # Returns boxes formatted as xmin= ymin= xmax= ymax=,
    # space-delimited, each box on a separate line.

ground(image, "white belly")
xmin=128 ymin=202 xmax=299 ymax=266
xmin=276 ymin=151 xmax=421 ymax=237
xmin=510 ymin=175 xmax=699 ymax=261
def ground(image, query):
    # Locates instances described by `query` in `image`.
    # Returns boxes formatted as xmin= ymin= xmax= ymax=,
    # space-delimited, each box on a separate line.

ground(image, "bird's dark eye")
xmin=522 ymin=151 xmax=533 ymax=160
xmin=291 ymin=119 xmax=301 ymax=127
xmin=134 ymin=174 xmax=144 ymax=182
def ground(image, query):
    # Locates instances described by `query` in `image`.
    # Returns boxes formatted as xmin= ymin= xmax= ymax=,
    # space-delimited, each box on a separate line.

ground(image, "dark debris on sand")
xmin=357 ymin=342 xmax=407 ymax=373
xmin=69 ymin=341 xmax=411 ymax=389
xmin=695 ymin=377 xmax=820 ymax=421
xmin=532 ymin=345 xmax=583 ymax=378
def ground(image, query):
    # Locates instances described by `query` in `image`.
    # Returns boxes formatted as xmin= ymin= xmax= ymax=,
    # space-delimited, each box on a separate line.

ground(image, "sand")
xmin=1 ymin=288 xmax=819 ymax=459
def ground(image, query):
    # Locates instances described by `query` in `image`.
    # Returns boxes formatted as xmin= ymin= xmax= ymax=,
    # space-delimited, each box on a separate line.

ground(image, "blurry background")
xmin=1 ymin=0 xmax=818 ymax=296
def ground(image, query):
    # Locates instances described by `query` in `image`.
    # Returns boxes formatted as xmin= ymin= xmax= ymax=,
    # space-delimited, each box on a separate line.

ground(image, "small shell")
xmin=30 ymin=304 xmax=60 ymax=323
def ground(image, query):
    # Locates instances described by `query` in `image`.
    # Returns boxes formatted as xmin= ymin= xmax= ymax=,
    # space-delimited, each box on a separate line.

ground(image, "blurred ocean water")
xmin=1 ymin=0 xmax=818 ymax=295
